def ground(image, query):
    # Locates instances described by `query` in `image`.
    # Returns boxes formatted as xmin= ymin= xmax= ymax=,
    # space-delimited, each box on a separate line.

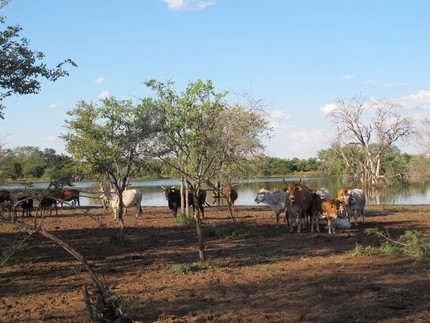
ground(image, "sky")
xmin=1 ymin=0 xmax=429 ymax=159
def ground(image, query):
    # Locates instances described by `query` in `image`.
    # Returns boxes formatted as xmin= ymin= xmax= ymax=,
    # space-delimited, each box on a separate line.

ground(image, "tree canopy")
xmin=0 ymin=2 xmax=76 ymax=118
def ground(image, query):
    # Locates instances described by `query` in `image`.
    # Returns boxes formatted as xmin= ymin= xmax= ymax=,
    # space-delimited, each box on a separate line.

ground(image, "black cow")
xmin=162 ymin=186 xmax=206 ymax=218
xmin=15 ymin=194 xmax=33 ymax=217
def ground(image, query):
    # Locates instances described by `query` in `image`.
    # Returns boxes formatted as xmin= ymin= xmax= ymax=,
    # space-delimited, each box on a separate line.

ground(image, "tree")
xmin=61 ymin=97 xmax=157 ymax=240
xmin=327 ymin=95 xmax=414 ymax=186
xmin=146 ymin=79 xmax=269 ymax=261
xmin=0 ymin=1 xmax=76 ymax=118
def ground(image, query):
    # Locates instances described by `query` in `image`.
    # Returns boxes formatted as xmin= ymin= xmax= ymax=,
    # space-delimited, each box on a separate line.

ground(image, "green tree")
xmin=61 ymin=97 xmax=157 ymax=240
xmin=147 ymin=79 xmax=269 ymax=261
xmin=0 ymin=1 xmax=76 ymax=118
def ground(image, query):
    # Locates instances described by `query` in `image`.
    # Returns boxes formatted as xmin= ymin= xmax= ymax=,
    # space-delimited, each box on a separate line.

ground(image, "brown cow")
xmin=287 ymin=183 xmax=313 ymax=233
xmin=56 ymin=189 xmax=80 ymax=209
xmin=37 ymin=193 xmax=58 ymax=217
xmin=0 ymin=190 xmax=15 ymax=218
xmin=311 ymin=198 xmax=339 ymax=234
xmin=225 ymin=185 xmax=238 ymax=223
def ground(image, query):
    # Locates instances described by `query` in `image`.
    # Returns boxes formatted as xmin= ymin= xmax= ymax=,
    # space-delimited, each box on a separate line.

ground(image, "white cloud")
xmin=45 ymin=136 xmax=58 ymax=142
xmin=341 ymin=74 xmax=355 ymax=80
xmin=98 ymin=91 xmax=110 ymax=98
xmin=284 ymin=130 xmax=329 ymax=154
xmin=95 ymin=77 xmax=107 ymax=84
xmin=364 ymin=80 xmax=376 ymax=85
xmin=269 ymin=110 xmax=292 ymax=120
xmin=161 ymin=0 xmax=215 ymax=11
xmin=394 ymin=90 xmax=430 ymax=110
xmin=320 ymin=103 xmax=337 ymax=115
xmin=382 ymin=82 xmax=409 ymax=87
xmin=48 ymin=103 xmax=58 ymax=109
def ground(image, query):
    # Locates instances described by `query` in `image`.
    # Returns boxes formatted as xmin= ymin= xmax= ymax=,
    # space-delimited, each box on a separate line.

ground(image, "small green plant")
xmin=109 ymin=234 xmax=131 ymax=245
xmin=91 ymin=286 xmax=135 ymax=322
xmin=172 ymin=212 xmax=196 ymax=225
xmin=355 ymin=242 xmax=374 ymax=256
xmin=366 ymin=227 xmax=430 ymax=263
xmin=167 ymin=260 xmax=223 ymax=274
xmin=203 ymin=221 xmax=258 ymax=239
xmin=263 ymin=265 xmax=283 ymax=271
xmin=247 ymin=252 xmax=290 ymax=261
xmin=379 ymin=241 xmax=403 ymax=254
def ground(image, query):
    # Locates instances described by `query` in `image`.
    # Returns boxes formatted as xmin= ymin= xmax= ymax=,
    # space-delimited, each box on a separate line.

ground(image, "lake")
xmin=2 ymin=177 xmax=430 ymax=207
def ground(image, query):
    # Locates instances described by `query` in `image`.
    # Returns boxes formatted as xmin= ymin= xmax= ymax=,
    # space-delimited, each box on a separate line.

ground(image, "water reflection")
xmin=1 ymin=177 xmax=429 ymax=206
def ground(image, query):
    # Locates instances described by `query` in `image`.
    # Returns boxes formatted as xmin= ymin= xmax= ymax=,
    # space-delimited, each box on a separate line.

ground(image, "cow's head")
xmin=161 ymin=185 xmax=176 ymax=200
xmin=254 ymin=188 xmax=267 ymax=204
xmin=344 ymin=193 xmax=355 ymax=208
xmin=287 ymin=183 xmax=298 ymax=202
xmin=328 ymin=199 xmax=338 ymax=219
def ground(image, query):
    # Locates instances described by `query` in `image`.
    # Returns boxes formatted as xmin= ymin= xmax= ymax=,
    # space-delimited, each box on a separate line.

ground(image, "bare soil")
xmin=1 ymin=204 xmax=430 ymax=322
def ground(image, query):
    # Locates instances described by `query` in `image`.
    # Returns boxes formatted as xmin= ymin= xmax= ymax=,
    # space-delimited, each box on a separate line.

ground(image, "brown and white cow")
xmin=311 ymin=198 xmax=339 ymax=234
xmin=287 ymin=183 xmax=313 ymax=233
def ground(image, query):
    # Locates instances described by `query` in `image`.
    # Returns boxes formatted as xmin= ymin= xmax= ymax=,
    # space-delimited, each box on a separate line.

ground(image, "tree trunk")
xmin=193 ymin=183 xmax=205 ymax=261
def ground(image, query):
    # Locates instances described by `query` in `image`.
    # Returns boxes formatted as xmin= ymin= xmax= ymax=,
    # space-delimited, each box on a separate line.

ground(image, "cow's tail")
xmin=204 ymin=201 xmax=212 ymax=208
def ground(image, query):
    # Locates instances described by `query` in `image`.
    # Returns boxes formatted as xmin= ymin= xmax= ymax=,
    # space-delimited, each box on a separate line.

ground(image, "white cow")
xmin=315 ymin=187 xmax=331 ymax=200
xmin=99 ymin=189 xmax=142 ymax=220
xmin=254 ymin=188 xmax=290 ymax=228
xmin=343 ymin=189 xmax=366 ymax=226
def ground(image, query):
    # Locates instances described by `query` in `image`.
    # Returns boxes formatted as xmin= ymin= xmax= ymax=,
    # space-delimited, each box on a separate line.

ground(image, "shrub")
xmin=167 ymin=260 xmax=223 ymax=274
xmin=172 ymin=212 xmax=196 ymax=225
xmin=366 ymin=227 xmax=430 ymax=263
xmin=355 ymin=243 xmax=374 ymax=256
xmin=203 ymin=221 xmax=258 ymax=239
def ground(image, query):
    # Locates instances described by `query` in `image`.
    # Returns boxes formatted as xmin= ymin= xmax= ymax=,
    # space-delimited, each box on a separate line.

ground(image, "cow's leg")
xmin=352 ymin=209 xmax=358 ymax=226
xmin=361 ymin=208 xmax=365 ymax=224
xmin=289 ymin=211 xmax=295 ymax=233
xmin=136 ymin=204 xmax=142 ymax=219
xmin=275 ymin=212 xmax=280 ymax=228
xmin=199 ymin=203 xmax=205 ymax=219
xmin=297 ymin=212 xmax=302 ymax=233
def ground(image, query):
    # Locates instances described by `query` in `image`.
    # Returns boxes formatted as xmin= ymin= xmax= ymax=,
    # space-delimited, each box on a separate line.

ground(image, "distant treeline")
xmin=0 ymin=145 xmax=428 ymax=184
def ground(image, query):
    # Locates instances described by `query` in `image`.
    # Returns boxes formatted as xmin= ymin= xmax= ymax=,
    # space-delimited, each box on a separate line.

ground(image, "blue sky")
xmin=1 ymin=0 xmax=429 ymax=159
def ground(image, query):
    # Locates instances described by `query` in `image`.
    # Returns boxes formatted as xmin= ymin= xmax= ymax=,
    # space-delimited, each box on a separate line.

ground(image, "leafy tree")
xmin=0 ymin=1 xmax=76 ymax=118
xmin=146 ymin=79 xmax=269 ymax=261
xmin=62 ymin=97 xmax=158 ymax=240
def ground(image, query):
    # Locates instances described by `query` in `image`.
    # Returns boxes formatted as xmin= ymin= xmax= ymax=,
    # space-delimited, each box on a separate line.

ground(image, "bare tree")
xmin=327 ymin=95 xmax=414 ymax=186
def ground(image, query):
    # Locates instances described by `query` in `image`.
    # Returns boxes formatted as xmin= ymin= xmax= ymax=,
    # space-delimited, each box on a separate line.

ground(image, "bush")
xmin=355 ymin=243 xmax=374 ymax=256
xmin=172 ymin=212 xmax=196 ymax=225
xmin=167 ymin=260 xmax=223 ymax=274
xmin=203 ymin=221 xmax=258 ymax=239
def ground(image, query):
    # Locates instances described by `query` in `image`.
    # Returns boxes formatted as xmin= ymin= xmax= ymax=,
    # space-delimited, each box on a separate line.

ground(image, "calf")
xmin=311 ymin=198 xmax=338 ymax=234
xmin=254 ymin=188 xmax=290 ymax=228
xmin=225 ymin=185 xmax=238 ymax=222
xmin=287 ymin=183 xmax=313 ymax=233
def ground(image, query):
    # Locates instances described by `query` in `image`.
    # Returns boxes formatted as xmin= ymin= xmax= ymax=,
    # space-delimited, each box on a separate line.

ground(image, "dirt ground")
xmin=1 ymin=203 xmax=430 ymax=322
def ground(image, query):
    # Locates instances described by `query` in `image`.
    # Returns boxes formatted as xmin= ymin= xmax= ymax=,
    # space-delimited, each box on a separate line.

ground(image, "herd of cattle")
xmin=0 ymin=182 xmax=366 ymax=234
